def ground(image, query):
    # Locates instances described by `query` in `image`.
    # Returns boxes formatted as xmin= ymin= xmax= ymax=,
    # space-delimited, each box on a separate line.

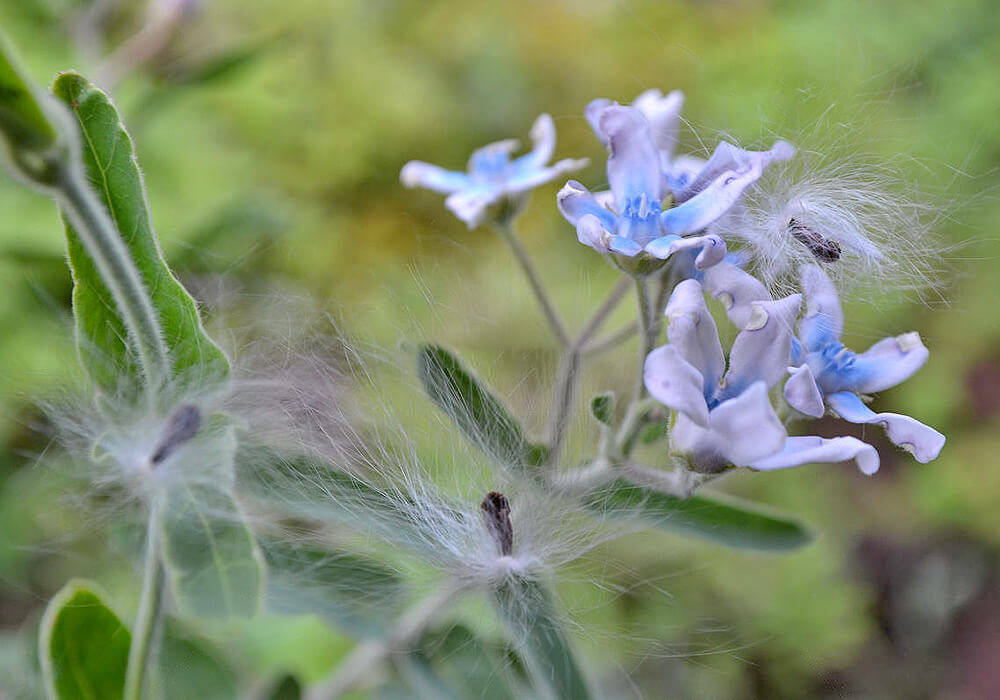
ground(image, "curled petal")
xmin=749 ymin=436 xmax=880 ymax=475
xmin=659 ymin=165 xmax=766 ymax=235
xmin=600 ymin=105 xmax=663 ymax=205
xmin=724 ymin=293 xmax=802 ymax=397
xmin=645 ymin=234 xmax=726 ymax=269
xmin=672 ymin=382 xmax=786 ymax=468
xmin=525 ymin=113 xmax=557 ymax=169
xmin=575 ymin=213 xmax=610 ymax=251
xmin=607 ymin=235 xmax=644 ymax=257
xmin=673 ymin=140 xmax=796 ymax=203
xmin=644 ymin=345 xmax=710 ymax=427
xmin=702 ymin=261 xmax=771 ymax=329
xmin=664 ymin=279 xmax=725 ymax=393
xmin=557 ymin=180 xmax=617 ymax=229
xmin=665 ymin=154 xmax=706 ymax=195
xmin=784 ymin=364 xmax=825 ymax=418
xmin=400 ymin=161 xmax=470 ymax=194
xmin=585 ymin=98 xmax=614 ymax=145
xmin=445 ymin=185 xmax=500 ymax=229
xmin=840 ymin=332 xmax=929 ymax=394
xmin=632 ymin=89 xmax=685 ymax=159
xmin=826 ymin=391 xmax=945 ymax=464
xmin=799 ymin=264 xmax=844 ymax=352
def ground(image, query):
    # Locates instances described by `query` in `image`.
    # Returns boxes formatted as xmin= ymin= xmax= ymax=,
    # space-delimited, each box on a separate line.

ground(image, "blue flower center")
xmin=807 ymin=342 xmax=857 ymax=392
xmin=617 ymin=195 xmax=662 ymax=245
xmin=469 ymin=149 xmax=513 ymax=183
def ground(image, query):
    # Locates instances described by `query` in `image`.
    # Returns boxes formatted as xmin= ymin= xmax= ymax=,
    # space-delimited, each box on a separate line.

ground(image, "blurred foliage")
xmin=1 ymin=0 xmax=999 ymax=698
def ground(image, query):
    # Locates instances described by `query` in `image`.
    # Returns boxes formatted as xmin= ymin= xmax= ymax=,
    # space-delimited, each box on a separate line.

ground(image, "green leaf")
xmin=588 ymin=478 xmax=813 ymax=551
xmin=263 ymin=541 xmax=404 ymax=638
xmin=39 ymin=579 xmax=131 ymax=700
xmin=49 ymin=72 xmax=228 ymax=394
xmin=263 ymin=674 xmax=303 ymax=700
xmin=414 ymin=625 xmax=520 ymax=700
xmin=159 ymin=480 xmax=265 ymax=619
xmin=491 ymin=578 xmax=593 ymax=700
xmin=590 ymin=392 xmax=615 ymax=426
xmin=159 ymin=626 xmax=238 ymax=700
xmin=416 ymin=344 xmax=544 ymax=469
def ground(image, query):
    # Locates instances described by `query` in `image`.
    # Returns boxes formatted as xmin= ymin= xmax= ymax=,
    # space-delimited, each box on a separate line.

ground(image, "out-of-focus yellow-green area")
xmin=1 ymin=0 xmax=999 ymax=698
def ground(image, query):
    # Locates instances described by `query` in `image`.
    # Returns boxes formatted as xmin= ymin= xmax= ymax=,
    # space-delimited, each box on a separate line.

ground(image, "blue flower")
xmin=562 ymin=96 xmax=794 ymax=268
xmin=650 ymin=263 xmax=885 ymax=475
xmin=401 ymin=114 xmax=587 ymax=229
xmin=643 ymin=277 xmax=801 ymax=471
xmin=781 ymin=264 xmax=945 ymax=463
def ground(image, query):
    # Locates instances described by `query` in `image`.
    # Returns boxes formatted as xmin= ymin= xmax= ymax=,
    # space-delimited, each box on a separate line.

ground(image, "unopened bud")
xmin=481 ymin=491 xmax=513 ymax=557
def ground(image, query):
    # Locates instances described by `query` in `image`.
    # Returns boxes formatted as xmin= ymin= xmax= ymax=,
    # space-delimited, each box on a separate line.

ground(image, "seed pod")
xmin=788 ymin=218 xmax=841 ymax=262
xmin=481 ymin=491 xmax=513 ymax=557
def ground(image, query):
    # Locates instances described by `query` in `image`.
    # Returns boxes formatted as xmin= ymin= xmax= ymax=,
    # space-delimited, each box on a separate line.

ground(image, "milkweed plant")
xmin=1 ymin=27 xmax=947 ymax=700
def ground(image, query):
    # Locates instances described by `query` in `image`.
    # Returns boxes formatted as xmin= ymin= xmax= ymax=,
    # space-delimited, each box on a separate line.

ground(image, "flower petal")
xmin=723 ymin=293 xmax=802 ymax=397
xmin=506 ymin=157 xmax=590 ymax=195
xmin=672 ymin=381 xmax=786 ymax=467
xmin=798 ymin=264 xmax=843 ymax=352
xmin=659 ymin=163 xmax=773 ymax=235
xmin=632 ymin=89 xmax=685 ymax=159
xmin=784 ymin=364 xmax=825 ymax=418
xmin=600 ymin=105 xmax=663 ymax=205
xmin=466 ymin=139 xmax=519 ymax=178
xmin=400 ymin=161 xmax=471 ymax=194
xmin=826 ymin=391 xmax=945 ymax=464
xmin=673 ymin=140 xmax=795 ymax=203
xmin=524 ymin=113 xmax=556 ymax=168
xmin=665 ymin=154 xmax=706 ymax=195
xmin=644 ymin=345 xmax=711 ymax=427
xmin=840 ymin=332 xmax=929 ymax=394
xmin=584 ymin=98 xmax=614 ymax=145
xmin=445 ymin=185 xmax=501 ymax=229
xmin=702 ymin=261 xmax=771 ymax=329
xmin=749 ymin=436 xmax=880 ymax=475
xmin=608 ymin=235 xmax=644 ymax=257
xmin=645 ymin=233 xmax=726 ymax=269
xmin=663 ymin=279 xmax=725 ymax=394
xmin=575 ymin=213 xmax=611 ymax=251
xmin=556 ymin=180 xmax=617 ymax=229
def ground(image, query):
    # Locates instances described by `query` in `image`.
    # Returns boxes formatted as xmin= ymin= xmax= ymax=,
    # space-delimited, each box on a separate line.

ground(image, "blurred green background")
xmin=2 ymin=0 xmax=999 ymax=698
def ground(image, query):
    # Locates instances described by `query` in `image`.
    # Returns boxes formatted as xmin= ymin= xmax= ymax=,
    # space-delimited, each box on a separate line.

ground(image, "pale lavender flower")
xmin=782 ymin=264 xmax=945 ymax=463
xmin=643 ymin=278 xmax=800 ymax=471
xmin=401 ymin=114 xmax=587 ymax=229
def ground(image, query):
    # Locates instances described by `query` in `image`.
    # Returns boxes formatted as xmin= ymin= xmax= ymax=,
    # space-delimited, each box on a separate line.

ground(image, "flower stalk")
xmin=124 ymin=505 xmax=166 ymax=700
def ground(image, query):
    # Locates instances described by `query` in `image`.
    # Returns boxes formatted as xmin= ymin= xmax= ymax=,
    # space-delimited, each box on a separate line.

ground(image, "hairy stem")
xmin=124 ymin=506 xmax=165 ymax=700
xmin=582 ymin=320 xmax=637 ymax=357
xmin=308 ymin=583 xmax=468 ymax=700
xmin=492 ymin=220 xmax=570 ymax=348
xmin=57 ymin=162 xmax=169 ymax=390
xmin=545 ymin=276 xmax=631 ymax=469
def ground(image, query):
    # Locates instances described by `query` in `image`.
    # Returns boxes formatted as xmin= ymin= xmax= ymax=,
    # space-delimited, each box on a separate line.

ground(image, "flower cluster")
xmin=402 ymin=89 xmax=944 ymax=477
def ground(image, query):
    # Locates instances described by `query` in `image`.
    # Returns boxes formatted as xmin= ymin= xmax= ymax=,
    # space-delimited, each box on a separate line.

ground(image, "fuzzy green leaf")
xmin=590 ymin=392 xmax=615 ymax=426
xmin=49 ymin=72 xmax=228 ymax=394
xmin=588 ymin=478 xmax=813 ymax=551
xmin=413 ymin=625 xmax=520 ymax=700
xmin=417 ymin=344 xmax=544 ymax=468
xmin=492 ymin=578 xmax=593 ymax=700
xmin=264 ymin=541 xmax=404 ymax=638
xmin=159 ymin=481 xmax=265 ymax=619
xmin=39 ymin=579 xmax=131 ymax=700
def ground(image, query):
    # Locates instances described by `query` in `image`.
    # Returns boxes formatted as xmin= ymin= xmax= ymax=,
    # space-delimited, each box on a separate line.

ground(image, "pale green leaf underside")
xmin=50 ymin=71 xmax=228 ymax=394
xmin=39 ymin=579 xmax=131 ymax=700
xmin=160 ymin=481 xmax=265 ymax=620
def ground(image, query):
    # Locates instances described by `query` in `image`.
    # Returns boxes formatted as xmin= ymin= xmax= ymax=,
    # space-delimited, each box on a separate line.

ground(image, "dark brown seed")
xmin=789 ymin=218 xmax=842 ymax=262
xmin=480 ymin=491 xmax=513 ymax=557
xmin=151 ymin=404 xmax=202 ymax=466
